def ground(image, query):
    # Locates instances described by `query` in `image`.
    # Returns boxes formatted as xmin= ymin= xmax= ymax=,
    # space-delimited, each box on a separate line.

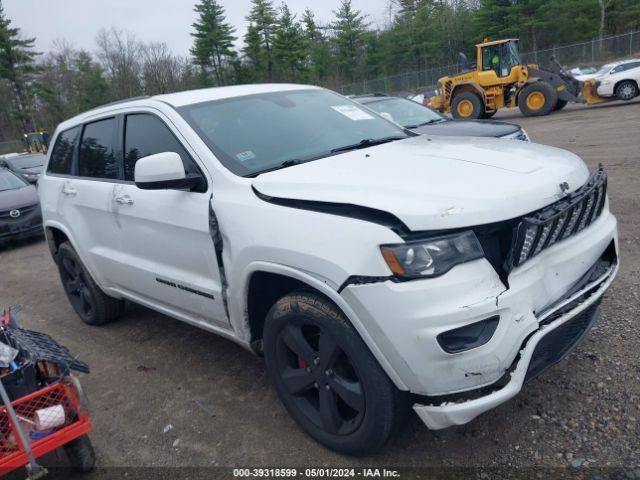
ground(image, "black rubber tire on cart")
xmin=64 ymin=434 xmax=96 ymax=472
xmin=451 ymin=91 xmax=484 ymax=119
xmin=56 ymin=241 xmax=124 ymax=326
xmin=518 ymin=82 xmax=558 ymax=117
xmin=263 ymin=290 xmax=409 ymax=455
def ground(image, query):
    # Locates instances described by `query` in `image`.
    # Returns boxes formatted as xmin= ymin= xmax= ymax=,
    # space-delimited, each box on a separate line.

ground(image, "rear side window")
xmin=123 ymin=114 xmax=203 ymax=185
xmin=48 ymin=127 xmax=80 ymax=175
xmin=78 ymin=118 xmax=119 ymax=180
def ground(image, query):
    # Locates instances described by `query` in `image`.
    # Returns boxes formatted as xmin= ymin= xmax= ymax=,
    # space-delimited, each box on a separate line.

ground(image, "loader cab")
xmin=477 ymin=39 xmax=521 ymax=78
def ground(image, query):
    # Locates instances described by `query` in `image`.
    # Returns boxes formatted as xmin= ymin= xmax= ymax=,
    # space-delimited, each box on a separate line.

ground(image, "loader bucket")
xmin=582 ymin=79 xmax=607 ymax=105
xmin=430 ymin=94 xmax=446 ymax=112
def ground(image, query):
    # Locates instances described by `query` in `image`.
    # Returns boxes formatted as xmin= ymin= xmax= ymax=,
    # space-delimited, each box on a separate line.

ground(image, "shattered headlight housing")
xmin=501 ymin=128 xmax=530 ymax=142
xmin=380 ymin=231 xmax=484 ymax=278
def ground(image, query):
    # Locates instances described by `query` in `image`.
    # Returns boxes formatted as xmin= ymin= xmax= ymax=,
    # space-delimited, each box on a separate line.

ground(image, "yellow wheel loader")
xmin=430 ymin=38 xmax=608 ymax=119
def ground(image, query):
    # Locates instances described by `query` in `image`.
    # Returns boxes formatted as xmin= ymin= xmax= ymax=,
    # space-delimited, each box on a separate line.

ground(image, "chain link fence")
xmin=339 ymin=30 xmax=640 ymax=96
xmin=0 ymin=140 xmax=24 ymax=156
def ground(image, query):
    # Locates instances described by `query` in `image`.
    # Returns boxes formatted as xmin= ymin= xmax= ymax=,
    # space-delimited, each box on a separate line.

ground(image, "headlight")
xmin=501 ymin=129 xmax=530 ymax=141
xmin=380 ymin=231 xmax=484 ymax=278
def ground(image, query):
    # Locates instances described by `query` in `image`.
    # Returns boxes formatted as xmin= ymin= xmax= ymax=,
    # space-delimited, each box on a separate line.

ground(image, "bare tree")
xmin=95 ymin=28 xmax=142 ymax=99
xmin=140 ymin=42 xmax=189 ymax=95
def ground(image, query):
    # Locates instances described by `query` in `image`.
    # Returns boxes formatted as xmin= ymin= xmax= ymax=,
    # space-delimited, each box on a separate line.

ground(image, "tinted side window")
xmin=78 ymin=118 xmax=119 ymax=180
xmin=48 ymin=126 xmax=80 ymax=175
xmin=124 ymin=114 xmax=202 ymax=185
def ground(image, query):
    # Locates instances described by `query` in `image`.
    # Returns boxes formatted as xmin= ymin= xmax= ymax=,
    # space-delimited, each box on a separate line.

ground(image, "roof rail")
xmin=84 ymin=95 xmax=150 ymax=114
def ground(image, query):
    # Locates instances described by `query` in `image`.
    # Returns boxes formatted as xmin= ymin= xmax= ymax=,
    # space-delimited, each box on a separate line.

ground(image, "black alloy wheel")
xmin=56 ymin=242 xmax=124 ymax=326
xmin=274 ymin=319 xmax=365 ymax=435
xmin=60 ymin=255 xmax=95 ymax=322
xmin=263 ymin=291 xmax=409 ymax=455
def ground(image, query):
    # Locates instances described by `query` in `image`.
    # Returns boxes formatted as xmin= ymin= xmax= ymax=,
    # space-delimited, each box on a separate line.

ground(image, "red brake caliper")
xmin=297 ymin=357 xmax=308 ymax=369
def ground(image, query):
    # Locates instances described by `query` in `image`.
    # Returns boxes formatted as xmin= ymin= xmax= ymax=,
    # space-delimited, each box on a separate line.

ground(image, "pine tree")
xmin=75 ymin=51 xmax=110 ymax=112
xmin=331 ymin=0 xmax=369 ymax=82
xmin=301 ymin=9 xmax=332 ymax=83
xmin=190 ymin=0 xmax=237 ymax=86
xmin=242 ymin=24 xmax=265 ymax=81
xmin=246 ymin=0 xmax=277 ymax=81
xmin=0 ymin=0 xmax=39 ymax=132
xmin=273 ymin=4 xmax=306 ymax=81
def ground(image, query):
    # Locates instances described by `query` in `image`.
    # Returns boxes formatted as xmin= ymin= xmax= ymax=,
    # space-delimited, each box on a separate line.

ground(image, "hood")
xmin=411 ymin=119 xmax=520 ymax=137
xmin=253 ymin=135 xmax=589 ymax=231
xmin=574 ymin=73 xmax=599 ymax=81
xmin=19 ymin=166 xmax=43 ymax=175
xmin=0 ymin=185 xmax=39 ymax=212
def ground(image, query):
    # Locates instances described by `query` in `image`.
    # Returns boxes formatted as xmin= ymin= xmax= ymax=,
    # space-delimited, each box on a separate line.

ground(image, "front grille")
xmin=0 ymin=204 xmax=39 ymax=221
xmin=511 ymin=165 xmax=607 ymax=268
xmin=525 ymin=301 xmax=600 ymax=382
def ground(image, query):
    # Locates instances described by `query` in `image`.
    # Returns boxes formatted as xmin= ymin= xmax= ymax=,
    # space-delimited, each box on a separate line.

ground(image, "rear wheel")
xmin=615 ymin=80 xmax=638 ymax=101
xmin=451 ymin=92 xmax=484 ymax=119
xmin=57 ymin=242 xmax=124 ymax=326
xmin=518 ymin=82 xmax=558 ymax=116
xmin=263 ymin=291 xmax=409 ymax=455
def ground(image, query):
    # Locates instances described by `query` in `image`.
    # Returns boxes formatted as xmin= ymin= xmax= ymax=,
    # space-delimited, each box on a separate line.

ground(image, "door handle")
xmin=114 ymin=195 xmax=134 ymax=206
xmin=61 ymin=186 xmax=77 ymax=197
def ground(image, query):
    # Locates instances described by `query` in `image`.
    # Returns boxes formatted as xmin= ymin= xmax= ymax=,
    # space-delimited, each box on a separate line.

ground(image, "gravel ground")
xmin=0 ymin=99 xmax=639 ymax=478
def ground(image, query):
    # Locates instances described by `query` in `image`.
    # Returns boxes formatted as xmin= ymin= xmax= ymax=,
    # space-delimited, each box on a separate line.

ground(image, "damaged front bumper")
xmin=341 ymin=208 xmax=618 ymax=429
xmin=414 ymin=255 xmax=617 ymax=429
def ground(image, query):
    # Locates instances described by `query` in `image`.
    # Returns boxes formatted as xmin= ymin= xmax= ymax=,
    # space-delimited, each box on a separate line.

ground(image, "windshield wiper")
xmin=246 ymin=159 xmax=302 ymax=177
xmin=330 ymin=136 xmax=406 ymax=154
xmin=404 ymin=119 xmax=444 ymax=129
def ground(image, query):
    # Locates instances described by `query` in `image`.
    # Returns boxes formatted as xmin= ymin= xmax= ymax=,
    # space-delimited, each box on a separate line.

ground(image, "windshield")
xmin=0 ymin=169 xmax=28 ymax=191
xmin=360 ymin=97 xmax=446 ymax=128
xmin=595 ymin=63 xmax=616 ymax=76
xmin=6 ymin=154 xmax=45 ymax=170
xmin=178 ymin=89 xmax=409 ymax=176
xmin=505 ymin=41 xmax=521 ymax=70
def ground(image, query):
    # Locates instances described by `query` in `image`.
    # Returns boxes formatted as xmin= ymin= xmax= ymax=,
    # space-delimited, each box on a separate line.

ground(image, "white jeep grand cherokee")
xmin=39 ymin=84 xmax=618 ymax=454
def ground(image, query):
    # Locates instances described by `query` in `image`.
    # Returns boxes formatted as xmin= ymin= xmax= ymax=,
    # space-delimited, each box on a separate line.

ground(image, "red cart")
xmin=0 ymin=307 xmax=95 ymax=478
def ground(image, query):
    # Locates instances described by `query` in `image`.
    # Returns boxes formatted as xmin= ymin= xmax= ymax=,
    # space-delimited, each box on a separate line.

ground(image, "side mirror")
xmin=134 ymin=152 xmax=201 ymax=190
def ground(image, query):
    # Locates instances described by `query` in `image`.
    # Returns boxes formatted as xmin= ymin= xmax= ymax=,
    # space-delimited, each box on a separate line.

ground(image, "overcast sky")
xmin=4 ymin=0 xmax=392 ymax=57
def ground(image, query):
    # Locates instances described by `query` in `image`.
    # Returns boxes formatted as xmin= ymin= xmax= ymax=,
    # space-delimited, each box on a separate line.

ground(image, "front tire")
xmin=615 ymin=80 xmax=638 ymax=101
xmin=56 ymin=242 xmax=124 ymax=326
xmin=518 ymin=82 xmax=558 ymax=116
xmin=451 ymin=92 xmax=484 ymax=119
xmin=263 ymin=291 xmax=408 ymax=455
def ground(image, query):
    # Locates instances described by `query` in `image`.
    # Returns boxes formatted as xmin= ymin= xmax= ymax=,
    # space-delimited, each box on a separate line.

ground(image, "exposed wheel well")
xmin=247 ymin=271 xmax=309 ymax=350
xmin=45 ymin=226 xmax=70 ymax=260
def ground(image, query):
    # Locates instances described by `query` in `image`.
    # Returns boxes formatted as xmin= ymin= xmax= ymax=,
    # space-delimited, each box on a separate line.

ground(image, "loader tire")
xmin=518 ymin=82 xmax=558 ymax=117
xmin=451 ymin=92 xmax=484 ymax=119
xmin=553 ymin=99 xmax=568 ymax=111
